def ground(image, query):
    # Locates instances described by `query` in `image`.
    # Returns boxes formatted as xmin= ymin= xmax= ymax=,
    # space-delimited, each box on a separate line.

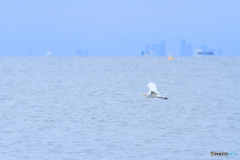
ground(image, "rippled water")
xmin=0 ymin=57 xmax=239 ymax=160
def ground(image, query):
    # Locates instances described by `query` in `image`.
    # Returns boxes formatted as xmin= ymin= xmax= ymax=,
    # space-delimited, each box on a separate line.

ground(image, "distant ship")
xmin=195 ymin=50 xmax=214 ymax=56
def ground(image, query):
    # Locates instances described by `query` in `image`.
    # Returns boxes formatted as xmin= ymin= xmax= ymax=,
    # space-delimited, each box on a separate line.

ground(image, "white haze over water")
xmin=0 ymin=57 xmax=239 ymax=160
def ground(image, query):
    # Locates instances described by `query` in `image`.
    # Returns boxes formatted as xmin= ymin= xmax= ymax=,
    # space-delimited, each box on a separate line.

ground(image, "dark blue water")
xmin=0 ymin=57 xmax=239 ymax=160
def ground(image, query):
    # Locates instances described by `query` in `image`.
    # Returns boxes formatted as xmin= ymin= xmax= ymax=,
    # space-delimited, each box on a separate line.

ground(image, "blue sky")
xmin=0 ymin=0 xmax=240 ymax=56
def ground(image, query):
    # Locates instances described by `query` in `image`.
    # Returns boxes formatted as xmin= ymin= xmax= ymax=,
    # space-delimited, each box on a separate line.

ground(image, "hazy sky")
xmin=1 ymin=0 xmax=240 ymax=56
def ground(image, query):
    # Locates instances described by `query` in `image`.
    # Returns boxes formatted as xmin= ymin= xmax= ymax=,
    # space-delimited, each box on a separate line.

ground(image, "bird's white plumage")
xmin=146 ymin=82 xmax=161 ymax=98
xmin=142 ymin=82 xmax=168 ymax=99
xmin=148 ymin=82 xmax=158 ymax=93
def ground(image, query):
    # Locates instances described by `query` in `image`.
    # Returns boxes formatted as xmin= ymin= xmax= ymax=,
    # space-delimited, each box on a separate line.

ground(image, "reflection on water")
xmin=0 ymin=57 xmax=239 ymax=160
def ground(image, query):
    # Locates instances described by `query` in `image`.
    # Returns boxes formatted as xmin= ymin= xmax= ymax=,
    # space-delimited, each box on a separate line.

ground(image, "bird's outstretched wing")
xmin=148 ymin=83 xmax=158 ymax=93
xmin=150 ymin=91 xmax=159 ymax=96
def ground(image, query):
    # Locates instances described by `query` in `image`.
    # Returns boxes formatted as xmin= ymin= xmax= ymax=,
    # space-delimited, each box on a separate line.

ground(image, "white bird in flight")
xmin=142 ymin=83 xmax=168 ymax=99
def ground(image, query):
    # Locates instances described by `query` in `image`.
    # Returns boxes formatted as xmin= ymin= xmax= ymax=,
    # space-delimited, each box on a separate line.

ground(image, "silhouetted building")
xmin=180 ymin=40 xmax=192 ymax=56
xmin=144 ymin=41 xmax=166 ymax=56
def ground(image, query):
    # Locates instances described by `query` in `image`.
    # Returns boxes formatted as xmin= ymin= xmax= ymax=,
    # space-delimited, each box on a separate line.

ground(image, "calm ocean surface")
xmin=0 ymin=57 xmax=239 ymax=160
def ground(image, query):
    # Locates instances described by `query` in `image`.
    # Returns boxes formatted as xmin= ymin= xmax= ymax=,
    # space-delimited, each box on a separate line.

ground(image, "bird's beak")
xmin=142 ymin=94 xmax=146 ymax=96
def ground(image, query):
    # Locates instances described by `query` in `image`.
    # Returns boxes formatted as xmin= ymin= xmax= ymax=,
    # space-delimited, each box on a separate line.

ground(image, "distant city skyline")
xmin=0 ymin=0 xmax=240 ymax=56
xmin=142 ymin=39 xmax=223 ymax=56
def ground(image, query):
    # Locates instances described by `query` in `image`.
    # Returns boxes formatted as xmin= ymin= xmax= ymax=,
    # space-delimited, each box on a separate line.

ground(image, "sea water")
xmin=0 ymin=57 xmax=239 ymax=160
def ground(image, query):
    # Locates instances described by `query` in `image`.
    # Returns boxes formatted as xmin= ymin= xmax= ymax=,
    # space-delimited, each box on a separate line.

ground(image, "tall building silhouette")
xmin=180 ymin=40 xmax=192 ymax=56
xmin=144 ymin=41 xmax=166 ymax=56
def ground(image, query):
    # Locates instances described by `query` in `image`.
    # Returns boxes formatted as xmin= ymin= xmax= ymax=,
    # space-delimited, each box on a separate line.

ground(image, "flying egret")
xmin=142 ymin=83 xmax=168 ymax=99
